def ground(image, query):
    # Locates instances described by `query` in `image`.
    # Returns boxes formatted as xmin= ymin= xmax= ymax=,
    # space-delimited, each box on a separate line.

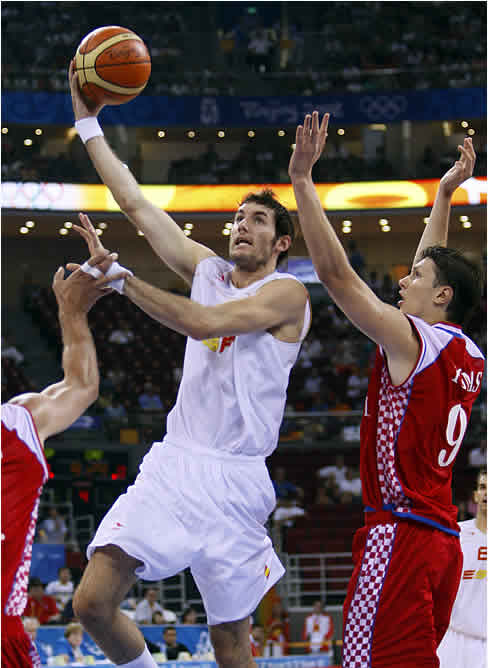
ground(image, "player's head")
xmin=230 ymin=190 xmax=295 ymax=271
xmin=398 ymin=246 xmax=482 ymax=326
xmin=473 ymin=468 xmax=486 ymax=515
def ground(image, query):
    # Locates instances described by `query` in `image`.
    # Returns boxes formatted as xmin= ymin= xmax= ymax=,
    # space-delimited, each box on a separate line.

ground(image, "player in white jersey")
xmin=68 ymin=64 xmax=311 ymax=668
xmin=437 ymin=469 xmax=487 ymax=668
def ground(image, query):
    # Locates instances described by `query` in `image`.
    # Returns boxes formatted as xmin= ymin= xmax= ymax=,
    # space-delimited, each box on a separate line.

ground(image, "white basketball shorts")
xmin=437 ymin=627 xmax=486 ymax=668
xmin=87 ymin=440 xmax=285 ymax=626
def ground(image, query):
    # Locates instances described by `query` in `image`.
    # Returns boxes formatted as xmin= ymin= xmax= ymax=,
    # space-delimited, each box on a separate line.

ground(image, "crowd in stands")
xmin=2 ymin=2 xmax=485 ymax=96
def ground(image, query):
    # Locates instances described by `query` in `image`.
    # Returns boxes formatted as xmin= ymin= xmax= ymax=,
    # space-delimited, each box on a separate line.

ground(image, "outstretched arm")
xmin=68 ymin=61 xmax=214 ymax=285
xmin=9 ymin=254 xmax=111 ymax=443
xmin=412 ymin=137 xmax=475 ymax=268
xmin=288 ymin=112 xmax=418 ymax=379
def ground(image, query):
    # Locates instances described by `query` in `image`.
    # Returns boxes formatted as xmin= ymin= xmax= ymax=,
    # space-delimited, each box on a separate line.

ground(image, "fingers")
xmin=94 ymin=272 xmax=128 ymax=290
xmin=66 ymin=263 xmax=81 ymax=272
xmin=303 ymin=114 xmax=311 ymax=136
xmin=52 ymin=266 xmax=65 ymax=286
xmin=88 ymin=250 xmax=116 ymax=266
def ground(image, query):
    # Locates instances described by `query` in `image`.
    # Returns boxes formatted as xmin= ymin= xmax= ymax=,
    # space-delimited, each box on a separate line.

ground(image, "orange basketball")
xmin=74 ymin=26 xmax=151 ymax=106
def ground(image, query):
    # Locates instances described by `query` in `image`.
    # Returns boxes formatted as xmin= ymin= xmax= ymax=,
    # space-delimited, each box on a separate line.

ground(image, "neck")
xmin=230 ymin=263 xmax=276 ymax=289
xmin=475 ymin=512 xmax=486 ymax=534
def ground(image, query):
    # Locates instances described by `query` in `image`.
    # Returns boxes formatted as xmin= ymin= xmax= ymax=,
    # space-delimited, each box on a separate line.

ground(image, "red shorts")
xmin=1 ymin=615 xmax=40 ymax=668
xmin=342 ymin=517 xmax=462 ymax=668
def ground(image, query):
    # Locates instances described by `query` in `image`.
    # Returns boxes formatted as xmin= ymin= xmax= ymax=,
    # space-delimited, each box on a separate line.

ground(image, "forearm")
xmin=58 ymin=310 xmax=99 ymax=394
xmin=85 ymin=136 xmax=143 ymax=214
xmin=123 ymin=276 xmax=209 ymax=339
xmin=292 ymin=176 xmax=353 ymax=285
xmin=412 ymin=182 xmax=451 ymax=267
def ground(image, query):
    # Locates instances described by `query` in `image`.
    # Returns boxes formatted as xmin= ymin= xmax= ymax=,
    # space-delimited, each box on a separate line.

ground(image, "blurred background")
xmin=1 ymin=2 xmax=486 ymax=665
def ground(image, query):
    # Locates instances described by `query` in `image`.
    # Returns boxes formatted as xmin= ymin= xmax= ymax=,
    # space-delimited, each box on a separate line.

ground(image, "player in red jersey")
xmin=289 ymin=112 xmax=484 ymax=668
xmin=2 ymin=252 xmax=112 ymax=668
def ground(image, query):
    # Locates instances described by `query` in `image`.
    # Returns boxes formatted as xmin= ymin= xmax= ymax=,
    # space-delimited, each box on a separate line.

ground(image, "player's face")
xmin=397 ymin=258 xmax=442 ymax=318
xmin=473 ymin=472 xmax=487 ymax=511
xmin=229 ymin=202 xmax=282 ymax=271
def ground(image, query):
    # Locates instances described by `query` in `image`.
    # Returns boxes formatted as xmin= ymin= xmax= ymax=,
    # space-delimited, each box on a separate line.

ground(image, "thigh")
xmin=344 ymin=522 xmax=459 ymax=668
xmin=76 ymin=544 xmax=140 ymax=609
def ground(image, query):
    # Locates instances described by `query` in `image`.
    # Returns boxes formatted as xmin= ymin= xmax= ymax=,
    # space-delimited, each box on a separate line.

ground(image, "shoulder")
xmin=195 ymin=256 xmax=232 ymax=281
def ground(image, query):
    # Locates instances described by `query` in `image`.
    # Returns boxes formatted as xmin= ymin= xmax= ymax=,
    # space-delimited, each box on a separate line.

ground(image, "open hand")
xmin=289 ymin=111 xmax=330 ymax=181
xmin=68 ymin=59 xmax=105 ymax=120
xmin=53 ymin=251 xmax=114 ymax=314
xmin=440 ymin=137 xmax=476 ymax=198
xmin=69 ymin=213 xmax=116 ymax=275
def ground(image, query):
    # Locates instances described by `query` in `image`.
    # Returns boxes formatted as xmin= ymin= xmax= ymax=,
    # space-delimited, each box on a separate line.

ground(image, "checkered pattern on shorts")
xmin=376 ymin=367 xmax=412 ymax=508
xmin=343 ymin=523 xmax=397 ymax=667
xmin=5 ymin=494 xmax=41 ymax=616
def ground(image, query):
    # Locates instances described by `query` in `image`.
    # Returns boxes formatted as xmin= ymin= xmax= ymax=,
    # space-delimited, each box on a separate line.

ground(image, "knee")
xmin=72 ymin=583 xmax=113 ymax=627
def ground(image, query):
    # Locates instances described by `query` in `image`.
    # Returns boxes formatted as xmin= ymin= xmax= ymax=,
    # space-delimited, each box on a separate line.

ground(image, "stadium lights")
xmin=381 ymin=225 xmax=391 ymax=232
xmin=96 ymin=229 xmax=103 ymax=236
xmin=225 ymin=222 xmax=233 ymax=229
xmin=337 ymin=129 xmax=345 ymax=136
xmin=468 ymin=128 xmax=475 ymax=136
xmin=184 ymin=229 xmax=192 ymax=236
xmin=98 ymin=222 xmax=108 ymax=229
xmin=218 ymin=130 xmax=225 ymax=138
xmin=461 ymin=121 xmax=469 ymax=128
xmin=20 ymin=227 xmax=29 ymax=235
xmin=342 ymin=219 xmax=352 ymax=234
xmin=222 ymin=228 xmax=231 ymax=236
xmin=184 ymin=223 xmax=194 ymax=230
xmin=157 ymin=130 xmax=166 ymax=138
xmin=248 ymin=130 xmax=255 ymax=138
xmin=423 ymin=217 xmax=430 ymax=225
xmin=187 ymin=131 xmax=196 ymax=139
xmin=59 ymin=228 xmax=68 ymax=236
xmin=2 ymin=127 xmax=8 ymax=134
xmin=64 ymin=221 xmax=73 ymax=228
xmin=137 ymin=230 xmax=145 ymax=236
xmin=25 ymin=221 xmax=35 ymax=228
xmin=459 ymin=215 xmax=469 ymax=222
xmin=24 ymin=139 xmax=33 ymax=147
xmin=378 ymin=219 xmax=388 ymax=226
xmin=35 ymin=128 xmax=43 ymax=136
xmin=278 ymin=130 xmax=286 ymax=137
xmin=462 ymin=221 xmax=472 ymax=229
xmin=442 ymin=121 xmax=452 ymax=137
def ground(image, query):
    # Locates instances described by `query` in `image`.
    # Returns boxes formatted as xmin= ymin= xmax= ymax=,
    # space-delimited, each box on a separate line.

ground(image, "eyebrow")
xmin=236 ymin=208 xmax=268 ymax=218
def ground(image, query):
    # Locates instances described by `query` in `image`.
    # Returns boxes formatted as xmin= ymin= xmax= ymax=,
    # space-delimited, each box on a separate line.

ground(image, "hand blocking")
xmin=80 ymin=260 xmax=133 ymax=294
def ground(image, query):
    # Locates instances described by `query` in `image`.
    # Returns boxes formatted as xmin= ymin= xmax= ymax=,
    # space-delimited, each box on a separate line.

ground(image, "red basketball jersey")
xmin=360 ymin=316 xmax=484 ymax=534
xmin=1 ymin=403 xmax=48 ymax=616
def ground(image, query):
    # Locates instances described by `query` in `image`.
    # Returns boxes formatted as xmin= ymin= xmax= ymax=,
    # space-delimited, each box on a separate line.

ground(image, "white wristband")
xmin=75 ymin=117 xmax=104 ymax=144
xmin=106 ymin=261 xmax=134 ymax=295
xmin=80 ymin=261 xmax=103 ymax=279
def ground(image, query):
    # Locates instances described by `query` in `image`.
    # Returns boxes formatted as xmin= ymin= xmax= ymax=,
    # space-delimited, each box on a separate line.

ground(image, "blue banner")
xmin=30 ymin=544 xmax=66 ymax=584
xmin=2 ymin=88 xmax=485 ymax=127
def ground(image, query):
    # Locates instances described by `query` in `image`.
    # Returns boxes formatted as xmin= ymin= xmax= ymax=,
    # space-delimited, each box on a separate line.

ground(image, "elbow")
xmin=118 ymin=192 xmax=145 ymax=217
xmin=188 ymin=312 xmax=215 ymax=341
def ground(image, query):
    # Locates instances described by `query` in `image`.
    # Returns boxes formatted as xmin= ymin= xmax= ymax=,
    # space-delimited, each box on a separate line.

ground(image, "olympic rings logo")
xmin=1 ymin=182 xmax=65 ymax=209
xmin=360 ymin=96 xmax=408 ymax=121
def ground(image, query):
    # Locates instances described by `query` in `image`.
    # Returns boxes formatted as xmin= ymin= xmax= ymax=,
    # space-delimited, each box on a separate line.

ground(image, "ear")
xmin=275 ymin=235 xmax=292 ymax=253
xmin=433 ymin=284 xmax=453 ymax=309
xmin=473 ymin=490 xmax=479 ymax=504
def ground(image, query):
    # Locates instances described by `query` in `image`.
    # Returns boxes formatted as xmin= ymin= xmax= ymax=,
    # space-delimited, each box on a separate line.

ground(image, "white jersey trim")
xmin=1 ymin=403 xmax=48 ymax=481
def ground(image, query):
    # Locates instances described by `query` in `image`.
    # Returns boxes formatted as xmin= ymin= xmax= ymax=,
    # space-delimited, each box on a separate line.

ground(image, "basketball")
xmin=74 ymin=26 xmax=151 ymax=106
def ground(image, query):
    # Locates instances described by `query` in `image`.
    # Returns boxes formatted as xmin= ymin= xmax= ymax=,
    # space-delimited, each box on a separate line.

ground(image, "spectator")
xmin=265 ymin=601 xmax=290 ymax=657
xmin=318 ymin=454 xmax=348 ymax=486
xmin=1 ymin=335 xmax=24 ymax=364
xmin=152 ymin=610 xmax=165 ymax=624
xmin=468 ymin=439 xmax=486 ymax=468
xmin=250 ymin=624 xmax=266 ymax=657
xmin=138 ymin=382 xmax=165 ymax=412
xmin=24 ymin=577 xmax=60 ymax=624
xmin=181 ymin=606 xmax=198 ymax=624
xmin=338 ymin=467 xmax=363 ymax=503
xmin=45 ymin=566 xmax=74 ymax=613
xmin=302 ymin=600 xmax=334 ymax=659
xmin=53 ymin=622 xmax=94 ymax=664
xmin=22 ymin=616 xmax=50 ymax=664
xmin=272 ymin=491 xmax=306 ymax=550
xmin=135 ymin=588 xmax=177 ymax=625
xmin=108 ymin=322 xmax=134 ymax=345
xmin=104 ymin=394 xmax=128 ymax=420
xmin=159 ymin=626 xmax=192 ymax=660
xmin=39 ymin=507 xmax=67 ymax=544
xmin=272 ymin=466 xmax=303 ymax=501
xmin=315 ymin=473 xmax=341 ymax=506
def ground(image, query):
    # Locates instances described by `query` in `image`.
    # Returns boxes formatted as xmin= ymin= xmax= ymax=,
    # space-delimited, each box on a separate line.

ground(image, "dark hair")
xmin=240 ymin=189 xmax=295 ymax=267
xmin=419 ymin=246 xmax=483 ymax=327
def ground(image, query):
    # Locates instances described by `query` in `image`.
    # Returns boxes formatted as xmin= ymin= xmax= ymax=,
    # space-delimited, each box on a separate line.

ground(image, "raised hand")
xmin=68 ymin=59 xmax=105 ymax=120
xmin=67 ymin=213 xmax=118 ymax=275
xmin=53 ymin=251 xmax=114 ymax=314
xmin=440 ymin=137 xmax=476 ymax=198
xmin=289 ymin=111 xmax=330 ymax=181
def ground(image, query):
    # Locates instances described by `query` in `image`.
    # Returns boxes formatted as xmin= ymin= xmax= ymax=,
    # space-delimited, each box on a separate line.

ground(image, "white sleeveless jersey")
xmin=163 ymin=257 xmax=311 ymax=457
xmin=448 ymin=518 xmax=487 ymax=638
